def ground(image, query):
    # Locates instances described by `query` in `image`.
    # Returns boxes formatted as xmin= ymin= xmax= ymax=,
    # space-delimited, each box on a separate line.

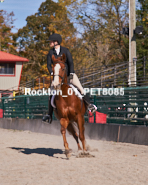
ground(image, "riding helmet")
xmin=48 ymin=33 xmax=62 ymax=44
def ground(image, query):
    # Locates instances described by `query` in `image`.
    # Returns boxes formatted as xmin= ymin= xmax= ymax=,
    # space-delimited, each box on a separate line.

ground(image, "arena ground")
xmin=0 ymin=128 xmax=148 ymax=185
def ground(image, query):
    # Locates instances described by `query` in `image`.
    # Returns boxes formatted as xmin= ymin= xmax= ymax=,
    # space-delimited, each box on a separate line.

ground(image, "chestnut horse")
xmin=51 ymin=54 xmax=88 ymax=158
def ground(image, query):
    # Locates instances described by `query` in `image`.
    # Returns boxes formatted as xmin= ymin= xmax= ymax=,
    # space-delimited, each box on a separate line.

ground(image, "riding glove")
xmin=70 ymin=73 xmax=74 ymax=80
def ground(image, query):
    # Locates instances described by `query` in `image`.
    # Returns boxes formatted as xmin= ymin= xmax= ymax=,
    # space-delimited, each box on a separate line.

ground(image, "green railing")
xmin=93 ymin=86 xmax=148 ymax=126
xmin=0 ymin=95 xmax=48 ymax=119
xmin=0 ymin=86 xmax=148 ymax=126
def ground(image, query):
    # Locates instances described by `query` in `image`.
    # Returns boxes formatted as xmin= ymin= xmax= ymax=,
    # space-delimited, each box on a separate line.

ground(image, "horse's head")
xmin=51 ymin=53 xmax=66 ymax=90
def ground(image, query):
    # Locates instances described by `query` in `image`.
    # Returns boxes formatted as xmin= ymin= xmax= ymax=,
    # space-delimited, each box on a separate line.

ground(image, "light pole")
xmin=129 ymin=0 xmax=136 ymax=87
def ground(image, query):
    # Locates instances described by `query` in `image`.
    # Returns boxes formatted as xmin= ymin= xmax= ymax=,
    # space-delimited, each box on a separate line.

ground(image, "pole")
xmin=129 ymin=0 xmax=136 ymax=87
xmin=128 ymin=0 xmax=137 ymax=120
xmin=143 ymin=56 xmax=146 ymax=83
xmin=114 ymin=65 xmax=117 ymax=87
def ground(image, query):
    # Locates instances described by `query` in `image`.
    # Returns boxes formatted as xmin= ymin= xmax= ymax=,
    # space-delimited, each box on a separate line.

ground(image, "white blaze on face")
xmin=52 ymin=63 xmax=61 ymax=87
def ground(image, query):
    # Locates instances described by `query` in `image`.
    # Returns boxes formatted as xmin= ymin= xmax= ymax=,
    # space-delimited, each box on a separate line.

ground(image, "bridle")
xmin=53 ymin=61 xmax=66 ymax=84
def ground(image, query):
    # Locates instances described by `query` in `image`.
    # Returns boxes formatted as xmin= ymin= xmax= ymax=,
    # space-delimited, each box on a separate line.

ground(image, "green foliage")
xmin=16 ymin=0 xmax=76 ymax=79
xmin=0 ymin=10 xmax=17 ymax=54
xmin=73 ymin=0 xmax=129 ymax=67
xmin=16 ymin=0 xmax=131 ymax=80
xmin=2 ymin=0 xmax=148 ymax=84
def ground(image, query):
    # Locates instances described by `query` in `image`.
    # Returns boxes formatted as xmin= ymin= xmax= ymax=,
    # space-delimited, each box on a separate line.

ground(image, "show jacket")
xmin=47 ymin=46 xmax=74 ymax=76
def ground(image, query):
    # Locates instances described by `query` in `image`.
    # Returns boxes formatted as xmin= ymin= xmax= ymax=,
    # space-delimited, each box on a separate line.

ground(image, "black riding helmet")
xmin=48 ymin=33 xmax=62 ymax=45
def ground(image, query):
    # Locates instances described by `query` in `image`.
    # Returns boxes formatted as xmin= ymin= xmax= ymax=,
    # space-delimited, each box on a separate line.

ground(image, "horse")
xmin=51 ymin=53 xmax=89 ymax=158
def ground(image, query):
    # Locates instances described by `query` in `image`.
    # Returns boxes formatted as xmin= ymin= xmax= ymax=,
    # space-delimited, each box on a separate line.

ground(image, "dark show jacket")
xmin=47 ymin=46 xmax=74 ymax=76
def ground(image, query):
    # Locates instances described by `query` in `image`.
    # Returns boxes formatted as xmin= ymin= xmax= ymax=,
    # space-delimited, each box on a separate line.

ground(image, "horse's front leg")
xmin=60 ymin=118 xmax=71 ymax=158
xmin=77 ymin=115 xmax=86 ymax=151
xmin=67 ymin=123 xmax=82 ymax=151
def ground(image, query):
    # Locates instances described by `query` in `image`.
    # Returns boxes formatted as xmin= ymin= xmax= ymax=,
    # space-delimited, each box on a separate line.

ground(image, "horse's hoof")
xmin=64 ymin=149 xmax=72 ymax=158
xmin=66 ymin=153 xmax=71 ymax=159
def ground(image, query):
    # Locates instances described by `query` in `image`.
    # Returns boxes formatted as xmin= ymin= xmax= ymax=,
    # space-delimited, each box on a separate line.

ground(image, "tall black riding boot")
xmin=42 ymin=95 xmax=53 ymax=123
xmin=83 ymin=94 xmax=90 ymax=105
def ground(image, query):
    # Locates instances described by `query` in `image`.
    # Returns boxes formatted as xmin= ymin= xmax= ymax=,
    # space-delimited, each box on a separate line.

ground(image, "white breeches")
xmin=70 ymin=73 xmax=84 ymax=95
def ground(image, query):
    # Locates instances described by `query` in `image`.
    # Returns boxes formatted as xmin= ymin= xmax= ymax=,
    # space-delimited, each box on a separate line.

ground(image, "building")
xmin=0 ymin=51 xmax=29 ymax=97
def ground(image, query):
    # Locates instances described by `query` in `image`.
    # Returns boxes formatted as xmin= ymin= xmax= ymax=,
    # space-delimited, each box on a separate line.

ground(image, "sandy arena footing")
xmin=0 ymin=128 xmax=148 ymax=185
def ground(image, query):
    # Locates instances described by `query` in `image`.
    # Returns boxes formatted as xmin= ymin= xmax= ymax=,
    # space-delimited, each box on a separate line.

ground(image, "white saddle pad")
xmin=69 ymin=84 xmax=83 ymax=99
xmin=51 ymin=84 xmax=83 ymax=108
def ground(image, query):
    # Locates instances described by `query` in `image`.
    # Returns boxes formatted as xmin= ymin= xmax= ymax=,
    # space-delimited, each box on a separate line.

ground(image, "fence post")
xmin=94 ymin=95 xmax=96 ymax=123
xmin=24 ymin=97 xmax=26 ymax=119
xmin=101 ymin=72 xmax=102 ymax=88
xmin=114 ymin=65 xmax=117 ymax=87
xmin=93 ymin=68 xmax=95 ymax=87
xmin=143 ymin=56 xmax=146 ymax=82
xmin=2 ymin=98 xmax=4 ymax=118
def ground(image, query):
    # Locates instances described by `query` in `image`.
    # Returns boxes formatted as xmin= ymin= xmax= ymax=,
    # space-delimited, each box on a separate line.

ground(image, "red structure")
xmin=89 ymin=111 xmax=107 ymax=124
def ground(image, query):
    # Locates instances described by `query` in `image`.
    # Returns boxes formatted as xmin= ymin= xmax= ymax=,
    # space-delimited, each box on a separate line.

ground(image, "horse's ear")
xmin=52 ymin=55 xmax=56 ymax=62
xmin=62 ymin=53 xmax=66 ymax=62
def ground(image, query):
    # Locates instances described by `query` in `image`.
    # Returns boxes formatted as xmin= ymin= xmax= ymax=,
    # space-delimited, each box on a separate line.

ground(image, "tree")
xmin=16 ymin=0 xmax=76 ymax=81
xmin=72 ymin=0 xmax=129 ymax=67
xmin=0 ymin=10 xmax=17 ymax=54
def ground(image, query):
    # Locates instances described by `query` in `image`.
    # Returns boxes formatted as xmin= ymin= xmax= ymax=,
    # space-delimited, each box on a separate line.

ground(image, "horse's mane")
xmin=52 ymin=54 xmax=66 ymax=64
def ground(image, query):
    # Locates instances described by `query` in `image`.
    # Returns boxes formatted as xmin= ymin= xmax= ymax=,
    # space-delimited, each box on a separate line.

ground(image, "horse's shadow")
xmin=9 ymin=147 xmax=63 ymax=158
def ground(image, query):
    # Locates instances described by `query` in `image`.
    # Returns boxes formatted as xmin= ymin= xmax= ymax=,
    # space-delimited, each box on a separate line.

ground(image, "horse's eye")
xmin=62 ymin=68 xmax=65 ymax=71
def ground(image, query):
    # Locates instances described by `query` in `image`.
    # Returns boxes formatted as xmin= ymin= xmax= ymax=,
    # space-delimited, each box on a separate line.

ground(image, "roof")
xmin=0 ymin=51 xmax=29 ymax=62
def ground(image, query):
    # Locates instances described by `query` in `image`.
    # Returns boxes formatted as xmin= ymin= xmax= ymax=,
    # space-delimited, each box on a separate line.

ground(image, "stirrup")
xmin=88 ymin=104 xmax=97 ymax=114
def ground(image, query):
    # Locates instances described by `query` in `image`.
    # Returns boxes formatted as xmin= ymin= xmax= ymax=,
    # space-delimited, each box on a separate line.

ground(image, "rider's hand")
xmin=51 ymin=72 xmax=53 ymax=76
xmin=70 ymin=73 xmax=74 ymax=80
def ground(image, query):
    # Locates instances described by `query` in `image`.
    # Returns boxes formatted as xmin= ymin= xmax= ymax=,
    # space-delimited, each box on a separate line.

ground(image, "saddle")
xmin=51 ymin=84 xmax=83 ymax=108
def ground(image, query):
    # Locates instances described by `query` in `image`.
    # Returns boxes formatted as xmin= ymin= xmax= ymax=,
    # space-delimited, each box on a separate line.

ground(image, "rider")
xmin=42 ymin=33 xmax=97 ymax=123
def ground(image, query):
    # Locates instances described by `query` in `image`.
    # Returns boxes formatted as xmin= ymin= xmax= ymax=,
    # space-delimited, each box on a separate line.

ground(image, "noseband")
xmin=53 ymin=61 xmax=66 ymax=84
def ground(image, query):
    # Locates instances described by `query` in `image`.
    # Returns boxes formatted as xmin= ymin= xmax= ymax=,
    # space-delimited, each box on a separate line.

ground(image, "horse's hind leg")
xmin=60 ymin=118 xmax=71 ymax=158
xmin=67 ymin=123 xmax=82 ymax=151
xmin=77 ymin=115 xmax=86 ymax=151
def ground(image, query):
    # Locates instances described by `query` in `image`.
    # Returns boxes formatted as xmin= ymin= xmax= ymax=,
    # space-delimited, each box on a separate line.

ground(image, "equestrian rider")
xmin=42 ymin=33 xmax=97 ymax=123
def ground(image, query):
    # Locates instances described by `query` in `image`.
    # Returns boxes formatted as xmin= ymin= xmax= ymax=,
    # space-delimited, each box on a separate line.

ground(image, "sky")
xmin=0 ymin=0 xmax=46 ymax=33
